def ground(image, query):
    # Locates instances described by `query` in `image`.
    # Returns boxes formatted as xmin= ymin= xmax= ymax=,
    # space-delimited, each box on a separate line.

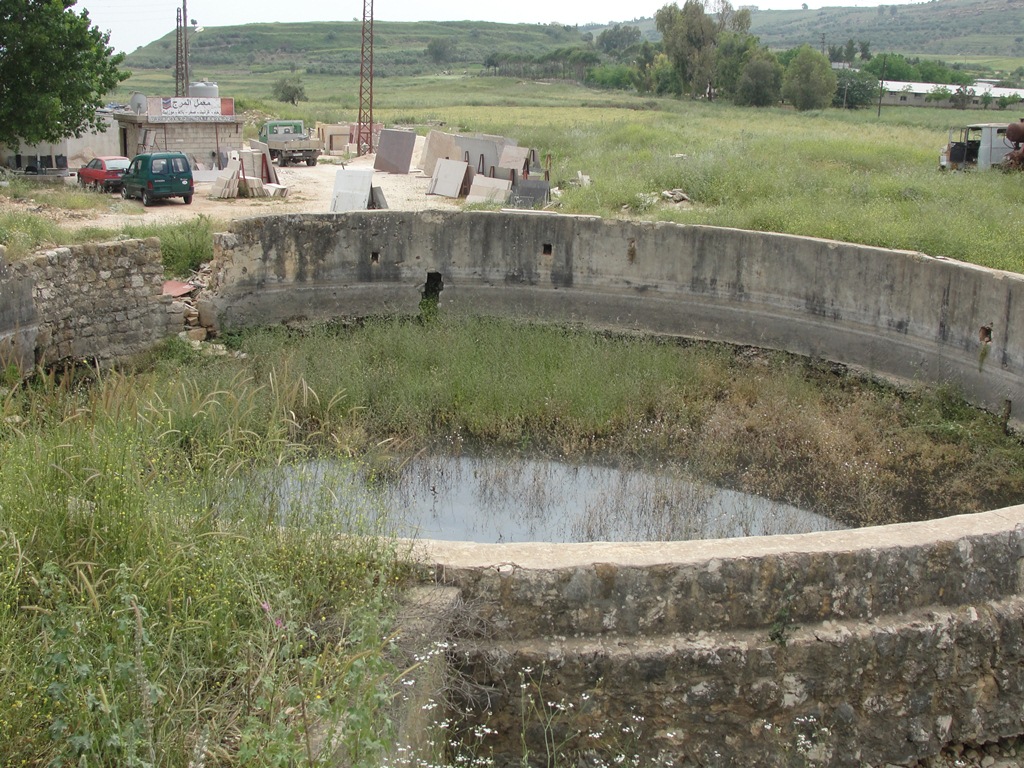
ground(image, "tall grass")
xmin=4 ymin=314 xmax=1023 ymax=761
xmin=0 ymin=349 xmax=408 ymax=767
xmin=227 ymin=317 xmax=1024 ymax=526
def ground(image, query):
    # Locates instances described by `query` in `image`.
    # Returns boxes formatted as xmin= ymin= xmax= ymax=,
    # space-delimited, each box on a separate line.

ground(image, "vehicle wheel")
xmin=306 ymin=158 xmax=316 ymax=167
xmin=121 ymin=186 xmax=129 ymax=200
xmin=183 ymin=194 xmax=193 ymax=205
xmin=141 ymin=189 xmax=153 ymax=207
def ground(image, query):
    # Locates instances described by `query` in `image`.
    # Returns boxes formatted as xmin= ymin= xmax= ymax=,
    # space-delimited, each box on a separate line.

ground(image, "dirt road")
xmin=65 ymin=136 xmax=459 ymax=230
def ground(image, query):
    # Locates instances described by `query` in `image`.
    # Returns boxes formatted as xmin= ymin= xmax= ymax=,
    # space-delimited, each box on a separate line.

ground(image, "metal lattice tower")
xmin=174 ymin=0 xmax=190 ymax=97
xmin=174 ymin=7 xmax=185 ymax=97
xmin=356 ymin=0 xmax=374 ymax=155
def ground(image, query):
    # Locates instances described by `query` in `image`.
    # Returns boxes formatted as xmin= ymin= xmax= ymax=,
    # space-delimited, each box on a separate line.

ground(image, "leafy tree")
xmin=833 ymin=69 xmax=879 ymax=109
xmin=586 ymin=63 xmax=635 ymax=89
xmin=844 ymin=39 xmax=857 ymax=63
xmin=782 ymin=45 xmax=837 ymax=110
xmin=567 ymin=48 xmax=601 ymax=80
xmin=925 ymin=84 xmax=952 ymax=102
xmin=950 ymin=85 xmax=974 ymax=109
xmin=633 ymin=40 xmax=659 ymax=93
xmin=656 ymin=0 xmax=717 ymax=96
xmin=597 ymin=24 xmax=642 ymax=55
xmin=858 ymin=40 xmax=871 ymax=61
xmin=652 ymin=53 xmax=684 ymax=95
xmin=735 ymin=49 xmax=783 ymax=106
xmin=426 ymin=37 xmax=455 ymax=64
xmin=0 ymin=0 xmax=128 ymax=147
xmin=715 ymin=31 xmax=759 ymax=99
xmin=863 ymin=52 xmax=915 ymax=81
xmin=271 ymin=76 xmax=306 ymax=105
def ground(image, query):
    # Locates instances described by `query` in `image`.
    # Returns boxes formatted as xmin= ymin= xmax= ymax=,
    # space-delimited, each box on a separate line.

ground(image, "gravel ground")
xmin=57 ymin=134 xmax=458 ymax=231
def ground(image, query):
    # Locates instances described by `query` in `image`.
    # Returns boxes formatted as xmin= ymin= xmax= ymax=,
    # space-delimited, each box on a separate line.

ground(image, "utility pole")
xmin=183 ymin=0 xmax=190 ymax=94
xmin=876 ymin=53 xmax=887 ymax=118
xmin=356 ymin=0 xmax=375 ymax=155
xmin=175 ymin=7 xmax=185 ymax=97
xmin=174 ymin=0 xmax=191 ymax=97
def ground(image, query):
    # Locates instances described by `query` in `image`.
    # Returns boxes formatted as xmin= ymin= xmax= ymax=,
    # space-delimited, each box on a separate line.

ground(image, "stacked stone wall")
xmin=421 ymin=508 xmax=1024 ymax=767
xmin=0 ymin=239 xmax=184 ymax=373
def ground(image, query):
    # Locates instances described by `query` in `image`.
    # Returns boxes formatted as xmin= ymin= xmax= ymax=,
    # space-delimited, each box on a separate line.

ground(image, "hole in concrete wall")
xmin=419 ymin=271 xmax=444 ymax=322
xmin=542 ymin=243 xmax=553 ymax=256
xmin=423 ymin=271 xmax=444 ymax=301
xmin=980 ymin=324 xmax=993 ymax=344
xmin=371 ymin=252 xmax=380 ymax=265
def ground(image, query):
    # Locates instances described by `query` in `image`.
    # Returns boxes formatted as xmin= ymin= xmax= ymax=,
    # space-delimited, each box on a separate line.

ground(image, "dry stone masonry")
xmin=0 ymin=239 xmax=183 ymax=373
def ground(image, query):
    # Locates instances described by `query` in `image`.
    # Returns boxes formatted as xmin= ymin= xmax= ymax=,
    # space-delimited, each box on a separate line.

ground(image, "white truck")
xmin=258 ymin=120 xmax=323 ymax=166
xmin=939 ymin=122 xmax=1015 ymax=170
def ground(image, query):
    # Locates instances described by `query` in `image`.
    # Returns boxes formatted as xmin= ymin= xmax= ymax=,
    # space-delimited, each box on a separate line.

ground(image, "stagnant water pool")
xmin=268 ymin=454 xmax=845 ymax=544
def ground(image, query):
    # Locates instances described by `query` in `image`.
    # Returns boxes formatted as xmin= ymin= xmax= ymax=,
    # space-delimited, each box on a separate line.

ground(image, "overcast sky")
xmin=78 ymin=0 xmax=920 ymax=55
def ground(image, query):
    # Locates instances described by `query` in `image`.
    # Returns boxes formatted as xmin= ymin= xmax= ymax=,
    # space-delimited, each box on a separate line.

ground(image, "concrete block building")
xmin=114 ymin=96 xmax=245 ymax=171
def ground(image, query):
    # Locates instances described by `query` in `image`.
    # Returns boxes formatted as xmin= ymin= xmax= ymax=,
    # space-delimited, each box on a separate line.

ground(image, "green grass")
xmin=3 ymin=314 xmax=1023 ymax=762
xmin=226 ymin=317 xmax=1024 ymax=526
xmin=0 ymin=344 xmax=408 ymax=767
xmin=113 ymin=71 xmax=1024 ymax=272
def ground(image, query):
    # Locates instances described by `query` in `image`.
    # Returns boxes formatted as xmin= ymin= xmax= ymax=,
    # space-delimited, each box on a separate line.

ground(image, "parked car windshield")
xmin=107 ymin=159 xmax=130 ymax=171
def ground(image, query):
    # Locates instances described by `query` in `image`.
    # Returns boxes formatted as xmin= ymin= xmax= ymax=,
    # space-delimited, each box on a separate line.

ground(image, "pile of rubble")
xmin=163 ymin=263 xmax=212 ymax=342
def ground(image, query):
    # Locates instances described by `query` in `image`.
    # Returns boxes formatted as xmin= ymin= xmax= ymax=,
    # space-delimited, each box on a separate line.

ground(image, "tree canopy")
xmin=782 ymin=45 xmax=837 ymax=110
xmin=271 ymin=76 xmax=306 ymax=105
xmin=0 ymin=0 xmax=128 ymax=148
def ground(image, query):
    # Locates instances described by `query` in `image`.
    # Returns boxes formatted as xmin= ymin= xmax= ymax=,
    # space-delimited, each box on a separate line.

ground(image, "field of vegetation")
xmin=5 ymin=65 xmax=1024 ymax=764
xmin=4 ymin=312 xmax=1024 ymax=764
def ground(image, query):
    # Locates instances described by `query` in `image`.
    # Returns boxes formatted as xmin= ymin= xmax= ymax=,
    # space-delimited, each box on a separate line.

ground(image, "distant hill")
xmin=124 ymin=0 xmax=1024 ymax=78
xmin=125 ymin=20 xmax=593 ymax=76
xmin=747 ymin=0 xmax=1024 ymax=57
xmin=584 ymin=0 xmax=1024 ymax=58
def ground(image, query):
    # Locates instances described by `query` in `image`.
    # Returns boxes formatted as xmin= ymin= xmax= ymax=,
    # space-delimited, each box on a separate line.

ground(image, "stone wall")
xmin=200 ymin=211 xmax=1024 ymax=765
xmin=0 ymin=239 xmax=183 ymax=373
xmin=417 ymin=507 xmax=1024 ymax=767
xmin=203 ymin=211 xmax=1024 ymax=431
xmin=115 ymin=117 xmax=244 ymax=168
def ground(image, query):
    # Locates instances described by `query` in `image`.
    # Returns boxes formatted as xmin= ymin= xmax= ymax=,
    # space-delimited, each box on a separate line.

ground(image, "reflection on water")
xmin=274 ymin=454 xmax=845 ymax=544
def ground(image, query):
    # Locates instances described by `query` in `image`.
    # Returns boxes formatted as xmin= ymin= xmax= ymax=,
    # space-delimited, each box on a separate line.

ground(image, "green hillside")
xmin=583 ymin=0 xmax=1024 ymax=59
xmin=126 ymin=20 xmax=591 ymax=76
xmin=747 ymin=0 xmax=1024 ymax=58
xmin=124 ymin=1 xmax=1024 ymax=81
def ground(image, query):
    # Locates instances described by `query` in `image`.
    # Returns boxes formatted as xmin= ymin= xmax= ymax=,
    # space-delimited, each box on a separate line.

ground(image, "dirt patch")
xmin=49 ymin=135 xmax=460 ymax=231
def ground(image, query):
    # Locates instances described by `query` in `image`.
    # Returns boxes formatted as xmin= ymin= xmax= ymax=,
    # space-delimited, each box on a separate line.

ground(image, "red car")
xmin=78 ymin=156 xmax=131 ymax=192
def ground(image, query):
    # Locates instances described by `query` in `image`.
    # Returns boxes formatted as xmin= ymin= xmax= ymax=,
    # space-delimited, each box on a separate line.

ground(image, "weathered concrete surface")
xmin=0 ymin=239 xmax=184 ymax=373
xmin=204 ymin=212 xmax=1024 ymax=430
xmin=0 ymin=245 xmax=38 ymax=373
xmin=415 ymin=507 xmax=1024 ymax=767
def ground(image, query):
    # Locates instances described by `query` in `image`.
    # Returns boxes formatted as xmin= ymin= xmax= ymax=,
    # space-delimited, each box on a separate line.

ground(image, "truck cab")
xmin=940 ymin=123 xmax=1012 ymax=170
xmin=258 ymin=120 xmax=322 ymax=166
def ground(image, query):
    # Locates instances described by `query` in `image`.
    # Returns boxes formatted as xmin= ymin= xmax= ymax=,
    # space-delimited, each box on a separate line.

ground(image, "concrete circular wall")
xmin=201 ymin=211 xmax=1024 ymax=765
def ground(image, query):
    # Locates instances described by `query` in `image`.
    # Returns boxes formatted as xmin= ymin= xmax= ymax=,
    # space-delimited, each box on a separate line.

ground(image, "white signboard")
xmin=146 ymin=97 xmax=237 ymax=123
xmin=161 ymin=97 xmax=220 ymax=117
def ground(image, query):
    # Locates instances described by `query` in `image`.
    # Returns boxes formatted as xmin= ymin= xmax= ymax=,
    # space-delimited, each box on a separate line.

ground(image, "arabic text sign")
xmin=160 ymin=97 xmax=222 ymax=118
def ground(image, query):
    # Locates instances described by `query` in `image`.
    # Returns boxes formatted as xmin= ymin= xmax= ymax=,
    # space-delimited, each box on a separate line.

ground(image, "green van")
xmin=121 ymin=152 xmax=194 ymax=206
